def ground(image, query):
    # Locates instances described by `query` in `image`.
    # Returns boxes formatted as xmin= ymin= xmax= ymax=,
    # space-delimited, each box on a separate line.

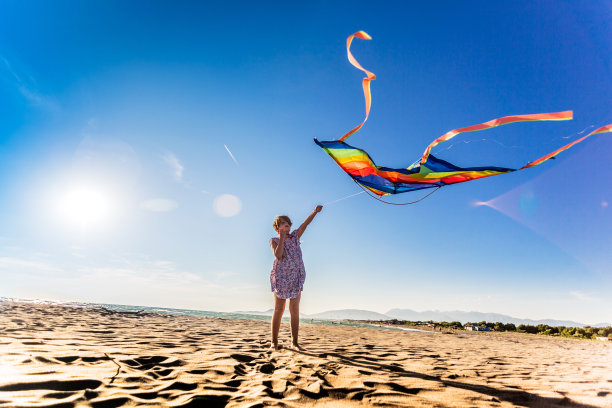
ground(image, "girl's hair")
xmin=273 ymin=215 xmax=292 ymax=232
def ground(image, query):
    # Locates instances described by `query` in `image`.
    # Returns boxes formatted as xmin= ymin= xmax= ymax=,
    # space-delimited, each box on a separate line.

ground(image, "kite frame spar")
xmin=314 ymin=31 xmax=612 ymax=204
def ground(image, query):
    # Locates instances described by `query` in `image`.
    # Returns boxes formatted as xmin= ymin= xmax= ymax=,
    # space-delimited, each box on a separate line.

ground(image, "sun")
xmin=57 ymin=186 xmax=113 ymax=229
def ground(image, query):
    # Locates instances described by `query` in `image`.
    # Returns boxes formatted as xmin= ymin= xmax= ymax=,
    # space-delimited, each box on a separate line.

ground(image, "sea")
xmin=0 ymin=297 xmax=429 ymax=333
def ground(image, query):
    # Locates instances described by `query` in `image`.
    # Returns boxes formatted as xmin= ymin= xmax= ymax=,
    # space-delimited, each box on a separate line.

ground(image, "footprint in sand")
xmin=228 ymin=353 xmax=257 ymax=363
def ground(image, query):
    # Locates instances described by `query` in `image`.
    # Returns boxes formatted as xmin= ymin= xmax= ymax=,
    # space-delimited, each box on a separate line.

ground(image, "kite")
xmin=315 ymin=31 xmax=612 ymax=203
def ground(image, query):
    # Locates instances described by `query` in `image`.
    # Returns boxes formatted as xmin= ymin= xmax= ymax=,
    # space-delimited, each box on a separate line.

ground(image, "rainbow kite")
xmin=315 ymin=31 xmax=612 ymax=201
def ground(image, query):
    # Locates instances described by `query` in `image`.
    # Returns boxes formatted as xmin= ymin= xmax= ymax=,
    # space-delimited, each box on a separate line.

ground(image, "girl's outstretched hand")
xmin=314 ymin=205 xmax=323 ymax=213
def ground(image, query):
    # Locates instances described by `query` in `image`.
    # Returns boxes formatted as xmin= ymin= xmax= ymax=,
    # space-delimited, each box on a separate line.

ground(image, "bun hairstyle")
xmin=273 ymin=215 xmax=292 ymax=232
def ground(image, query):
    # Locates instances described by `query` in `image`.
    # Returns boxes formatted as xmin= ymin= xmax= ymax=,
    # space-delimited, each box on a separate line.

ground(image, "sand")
xmin=1 ymin=302 xmax=610 ymax=407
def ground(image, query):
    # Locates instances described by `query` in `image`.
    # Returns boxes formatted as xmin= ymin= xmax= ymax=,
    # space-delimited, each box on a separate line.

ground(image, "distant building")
xmin=596 ymin=336 xmax=612 ymax=342
xmin=465 ymin=323 xmax=490 ymax=332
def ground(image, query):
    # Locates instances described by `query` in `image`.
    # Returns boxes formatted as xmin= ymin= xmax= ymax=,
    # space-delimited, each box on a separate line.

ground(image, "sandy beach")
xmin=1 ymin=302 xmax=610 ymax=407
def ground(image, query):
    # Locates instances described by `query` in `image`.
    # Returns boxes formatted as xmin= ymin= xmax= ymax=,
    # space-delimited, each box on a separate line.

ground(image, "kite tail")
xmin=520 ymin=123 xmax=612 ymax=169
xmin=338 ymin=31 xmax=376 ymax=142
xmin=420 ymin=111 xmax=574 ymax=165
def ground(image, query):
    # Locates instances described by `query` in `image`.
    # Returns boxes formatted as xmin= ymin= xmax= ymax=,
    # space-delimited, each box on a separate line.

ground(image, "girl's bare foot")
xmin=290 ymin=343 xmax=304 ymax=351
xmin=269 ymin=343 xmax=282 ymax=351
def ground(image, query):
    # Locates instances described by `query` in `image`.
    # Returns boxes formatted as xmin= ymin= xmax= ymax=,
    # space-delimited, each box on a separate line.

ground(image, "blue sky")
xmin=1 ymin=1 xmax=610 ymax=324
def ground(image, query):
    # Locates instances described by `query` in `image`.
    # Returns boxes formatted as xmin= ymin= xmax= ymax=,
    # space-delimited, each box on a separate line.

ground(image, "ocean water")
xmin=1 ymin=297 xmax=428 ymax=333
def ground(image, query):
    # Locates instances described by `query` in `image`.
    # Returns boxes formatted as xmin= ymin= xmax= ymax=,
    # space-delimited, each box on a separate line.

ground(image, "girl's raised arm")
xmin=297 ymin=205 xmax=323 ymax=239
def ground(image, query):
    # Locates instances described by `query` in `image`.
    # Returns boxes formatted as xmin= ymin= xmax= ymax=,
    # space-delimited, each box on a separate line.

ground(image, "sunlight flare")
xmin=56 ymin=186 xmax=113 ymax=229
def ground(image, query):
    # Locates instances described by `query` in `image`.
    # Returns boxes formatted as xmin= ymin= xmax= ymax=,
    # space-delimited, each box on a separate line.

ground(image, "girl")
xmin=269 ymin=205 xmax=322 ymax=350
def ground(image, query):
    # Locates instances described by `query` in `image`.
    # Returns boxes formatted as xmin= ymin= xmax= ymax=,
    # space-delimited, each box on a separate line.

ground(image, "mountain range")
xmin=233 ymin=308 xmax=610 ymax=328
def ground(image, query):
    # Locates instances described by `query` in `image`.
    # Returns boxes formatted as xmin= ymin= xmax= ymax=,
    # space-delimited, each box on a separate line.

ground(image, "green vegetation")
xmin=488 ymin=322 xmax=612 ymax=339
xmin=381 ymin=319 xmax=612 ymax=340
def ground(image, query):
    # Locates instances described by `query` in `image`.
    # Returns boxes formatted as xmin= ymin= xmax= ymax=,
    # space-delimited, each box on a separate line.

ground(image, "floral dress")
xmin=270 ymin=230 xmax=306 ymax=299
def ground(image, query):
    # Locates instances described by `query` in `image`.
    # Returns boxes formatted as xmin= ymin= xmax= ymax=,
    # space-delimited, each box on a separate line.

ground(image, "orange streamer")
xmin=420 ymin=111 xmax=573 ymax=165
xmin=338 ymin=31 xmax=376 ymax=142
xmin=521 ymin=123 xmax=612 ymax=169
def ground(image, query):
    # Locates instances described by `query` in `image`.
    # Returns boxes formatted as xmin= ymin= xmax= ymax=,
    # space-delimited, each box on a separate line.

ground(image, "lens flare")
xmin=213 ymin=194 xmax=242 ymax=217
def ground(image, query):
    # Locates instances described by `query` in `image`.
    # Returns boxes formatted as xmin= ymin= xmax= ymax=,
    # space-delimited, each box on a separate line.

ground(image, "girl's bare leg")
xmin=289 ymin=293 xmax=301 ymax=349
xmin=271 ymin=294 xmax=286 ymax=350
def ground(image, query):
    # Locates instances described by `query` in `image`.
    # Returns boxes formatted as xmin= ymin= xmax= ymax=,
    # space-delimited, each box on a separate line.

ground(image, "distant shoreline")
xmin=0 ymin=299 xmax=426 ymax=334
xmin=2 ymin=297 xmax=610 ymax=341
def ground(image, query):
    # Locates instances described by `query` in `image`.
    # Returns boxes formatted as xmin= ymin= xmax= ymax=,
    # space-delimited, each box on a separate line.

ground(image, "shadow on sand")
xmin=289 ymin=348 xmax=597 ymax=408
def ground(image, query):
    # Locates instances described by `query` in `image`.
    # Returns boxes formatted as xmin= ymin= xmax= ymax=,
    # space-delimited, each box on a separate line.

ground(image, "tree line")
xmin=383 ymin=319 xmax=612 ymax=340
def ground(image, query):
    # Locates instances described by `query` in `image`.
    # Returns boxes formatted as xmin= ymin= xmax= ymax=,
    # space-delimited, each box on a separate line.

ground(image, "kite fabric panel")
xmin=314 ymin=31 xmax=612 ymax=198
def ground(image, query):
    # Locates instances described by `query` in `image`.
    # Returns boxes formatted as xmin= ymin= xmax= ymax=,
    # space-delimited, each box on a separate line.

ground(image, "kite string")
xmin=352 ymin=179 xmax=441 ymax=205
xmin=322 ymin=190 xmax=365 ymax=206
